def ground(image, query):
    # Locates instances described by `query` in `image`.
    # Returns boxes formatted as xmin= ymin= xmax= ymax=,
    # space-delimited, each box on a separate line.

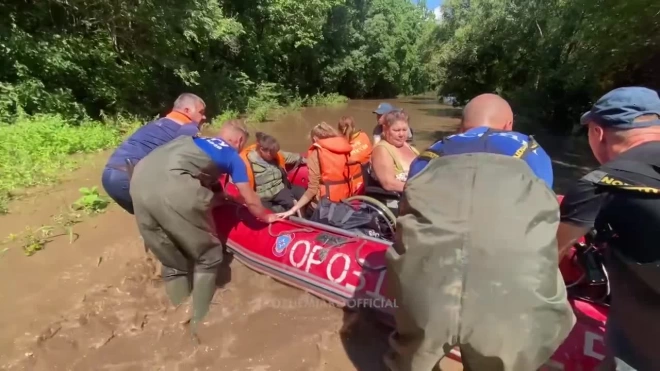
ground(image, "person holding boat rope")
xmin=102 ymin=93 xmax=206 ymax=214
xmin=130 ymin=119 xmax=278 ymax=341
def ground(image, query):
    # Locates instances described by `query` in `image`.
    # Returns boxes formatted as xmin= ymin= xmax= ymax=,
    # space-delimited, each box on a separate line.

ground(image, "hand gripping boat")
xmin=214 ymin=161 xmax=610 ymax=370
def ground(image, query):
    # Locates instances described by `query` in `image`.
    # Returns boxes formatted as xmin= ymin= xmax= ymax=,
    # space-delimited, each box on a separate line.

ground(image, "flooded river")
xmin=0 ymin=96 xmax=594 ymax=370
xmin=221 ymin=96 xmax=595 ymax=193
xmin=231 ymin=96 xmax=461 ymax=153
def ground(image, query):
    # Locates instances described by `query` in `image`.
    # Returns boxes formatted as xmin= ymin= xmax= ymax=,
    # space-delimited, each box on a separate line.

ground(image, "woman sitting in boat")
xmin=276 ymin=122 xmax=364 ymax=218
xmin=338 ymin=116 xmax=373 ymax=166
xmin=370 ymin=110 xmax=419 ymax=193
xmin=239 ymin=132 xmax=305 ymax=212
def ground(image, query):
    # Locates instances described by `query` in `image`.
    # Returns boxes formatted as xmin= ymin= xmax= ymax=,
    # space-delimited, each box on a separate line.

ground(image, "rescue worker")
xmin=338 ymin=116 xmax=373 ymax=165
xmin=239 ymin=131 xmax=305 ymax=211
xmin=385 ymin=93 xmax=571 ymax=371
xmin=408 ymin=93 xmax=554 ymax=188
xmin=130 ymin=119 xmax=278 ymax=340
xmin=102 ymin=93 xmax=205 ymax=214
xmin=275 ymin=122 xmax=363 ymax=218
xmin=373 ymin=102 xmax=414 ymax=144
xmin=557 ymin=87 xmax=660 ymax=371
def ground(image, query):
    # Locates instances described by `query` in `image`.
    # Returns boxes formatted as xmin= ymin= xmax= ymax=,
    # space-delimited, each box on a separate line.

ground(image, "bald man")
xmin=130 ymin=120 xmax=277 ymax=340
xmin=409 ymin=93 xmax=554 ymax=188
xmin=384 ymin=94 xmax=573 ymax=371
xmin=103 ymin=93 xmax=206 ymax=214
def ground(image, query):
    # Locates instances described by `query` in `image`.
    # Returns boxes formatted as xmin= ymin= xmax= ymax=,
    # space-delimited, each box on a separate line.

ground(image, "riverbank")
xmin=0 ymin=92 xmax=349 ymax=214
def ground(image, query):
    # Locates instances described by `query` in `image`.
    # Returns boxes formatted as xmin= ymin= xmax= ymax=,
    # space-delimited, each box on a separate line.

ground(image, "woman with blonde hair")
xmin=276 ymin=122 xmax=363 ymax=218
xmin=370 ymin=110 xmax=419 ymax=193
xmin=338 ymin=116 xmax=373 ymax=165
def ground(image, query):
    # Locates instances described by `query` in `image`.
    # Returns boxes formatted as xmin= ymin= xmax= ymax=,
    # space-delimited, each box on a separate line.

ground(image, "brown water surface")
xmin=0 ymin=96 xmax=594 ymax=370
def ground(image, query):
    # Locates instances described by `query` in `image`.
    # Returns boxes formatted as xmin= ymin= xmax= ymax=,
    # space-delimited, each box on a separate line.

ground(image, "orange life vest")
xmin=239 ymin=144 xmax=286 ymax=190
xmin=308 ymin=137 xmax=364 ymax=202
xmin=348 ymin=130 xmax=373 ymax=165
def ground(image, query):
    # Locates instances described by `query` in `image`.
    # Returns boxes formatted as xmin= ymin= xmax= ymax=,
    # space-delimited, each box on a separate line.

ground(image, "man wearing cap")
xmin=557 ymin=87 xmax=660 ymax=370
xmin=373 ymin=102 xmax=414 ymax=144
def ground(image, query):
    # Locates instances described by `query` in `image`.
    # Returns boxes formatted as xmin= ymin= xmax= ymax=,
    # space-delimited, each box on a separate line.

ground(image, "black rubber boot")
xmin=189 ymin=272 xmax=217 ymax=337
xmin=164 ymin=276 xmax=192 ymax=306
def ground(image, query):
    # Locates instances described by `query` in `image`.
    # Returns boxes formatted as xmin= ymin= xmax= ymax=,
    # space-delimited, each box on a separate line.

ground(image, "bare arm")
xmin=234 ymin=182 xmax=272 ymax=221
xmin=372 ymin=145 xmax=405 ymax=192
xmin=557 ymin=222 xmax=591 ymax=260
xmin=557 ymin=175 xmax=605 ymax=260
xmin=287 ymin=150 xmax=320 ymax=214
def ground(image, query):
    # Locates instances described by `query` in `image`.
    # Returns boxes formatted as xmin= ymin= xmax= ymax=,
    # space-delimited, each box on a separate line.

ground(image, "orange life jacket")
xmin=239 ymin=144 xmax=286 ymax=190
xmin=348 ymin=130 xmax=373 ymax=165
xmin=308 ymin=137 xmax=364 ymax=202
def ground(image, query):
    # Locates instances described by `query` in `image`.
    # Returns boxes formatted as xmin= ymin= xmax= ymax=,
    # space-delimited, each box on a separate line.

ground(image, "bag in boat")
xmin=310 ymin=197 xmax=386 ymax=239
xmin=385 ymin=153 xmax=576 ymax=371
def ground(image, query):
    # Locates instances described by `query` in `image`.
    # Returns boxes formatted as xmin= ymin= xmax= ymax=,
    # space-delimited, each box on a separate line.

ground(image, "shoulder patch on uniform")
xmin=585 ymin=170 xmax=660 ymax=194
xmin=420 ymin=150 xmax=440 ymax=160
xmin=581 ymin=170 xmax=609 ymax=183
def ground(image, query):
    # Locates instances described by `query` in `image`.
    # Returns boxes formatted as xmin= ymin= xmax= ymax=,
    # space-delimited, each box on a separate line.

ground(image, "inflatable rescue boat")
xmin=214 ymin=162 xmax=609 ymax=371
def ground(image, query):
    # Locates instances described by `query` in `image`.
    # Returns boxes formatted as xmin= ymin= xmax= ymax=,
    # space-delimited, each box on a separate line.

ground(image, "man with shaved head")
xmin=460 ymin=93 xmax=514 ymax=131
xmin=408 ymin=93 xmax=553 ymax=187
xmin=385 ymin=93 xmax=571 ymax=371
xmin=102 ymin=93 xmax=206 ymax=214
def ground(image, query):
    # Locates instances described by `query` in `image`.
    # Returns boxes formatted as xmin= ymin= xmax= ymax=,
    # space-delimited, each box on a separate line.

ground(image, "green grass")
xmin=0 ymin=91 xmax=349 ymax=214
xmin=0 ymin=114 xmax=141 ymax=214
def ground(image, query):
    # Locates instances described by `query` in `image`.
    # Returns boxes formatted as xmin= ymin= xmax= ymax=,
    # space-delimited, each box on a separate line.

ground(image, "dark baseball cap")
xmin=373 ymin=102 xmax=398 ymax=115
xmin=580 ymin=87 xmax=660 ymax=129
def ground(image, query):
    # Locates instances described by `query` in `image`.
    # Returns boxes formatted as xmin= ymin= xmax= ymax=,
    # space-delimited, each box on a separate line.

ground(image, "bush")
xmin=0 ymin=114 xmax=138 ymax=213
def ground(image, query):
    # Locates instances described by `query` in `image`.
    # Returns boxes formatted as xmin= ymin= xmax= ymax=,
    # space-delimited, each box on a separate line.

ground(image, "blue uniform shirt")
xmin=107 ymin=117 xmax=199 ymax=167
xmin=193 ymin=137 xmax=249 ymax=184
xmin=408 ymin=127 xmax=554 ymax=188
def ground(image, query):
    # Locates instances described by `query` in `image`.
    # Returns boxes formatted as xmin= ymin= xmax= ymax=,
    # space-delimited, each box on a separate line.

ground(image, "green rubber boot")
xmin=164 ymin=276 xmax=192 ymax=306
xmin=189 ymin=272 xmax=217 ymax=338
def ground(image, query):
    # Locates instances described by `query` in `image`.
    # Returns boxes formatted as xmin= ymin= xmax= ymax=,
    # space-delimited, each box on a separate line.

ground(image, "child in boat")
xmin=239 ymin=132 xmax=305 ymax=212
xmin=275 ymin=122 xmax=364 ymax=218
xmin=338 ymin=116 xmax=373 ymax=165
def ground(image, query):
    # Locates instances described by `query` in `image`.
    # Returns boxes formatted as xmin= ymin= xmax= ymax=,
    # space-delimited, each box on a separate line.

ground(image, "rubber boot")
xmin=189 ymin=271 xmax=217 ymax=339
xmin=164 ymin=276 xmax=192 ymax=306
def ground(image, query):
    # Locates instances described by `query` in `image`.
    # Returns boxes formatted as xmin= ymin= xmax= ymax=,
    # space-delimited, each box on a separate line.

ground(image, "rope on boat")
xmin=267 ymin=223 xmax=315 ymax=237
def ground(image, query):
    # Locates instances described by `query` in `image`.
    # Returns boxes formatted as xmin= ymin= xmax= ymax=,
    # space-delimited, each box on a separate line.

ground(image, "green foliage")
xmin=430 ymin=0 xmax=660 ymax=133
xmin=0 ymin=115 xmax=131 ymax=201
xmin=3 ymin=211 xmax=82 ymax=256
xmin=0 ymin=0 xmax=435 ymax=121
xmin=73 ymin=186 xmax=111 ymax=214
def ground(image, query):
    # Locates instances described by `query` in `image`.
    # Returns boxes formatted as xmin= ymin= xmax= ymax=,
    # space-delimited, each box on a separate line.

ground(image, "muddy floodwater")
xmin=0 ymin=97 xmax=594 ymax=370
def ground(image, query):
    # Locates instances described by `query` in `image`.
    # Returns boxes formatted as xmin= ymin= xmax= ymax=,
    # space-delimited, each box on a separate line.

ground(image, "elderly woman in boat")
xmin=239 ymin=132 xmax=305 ymax=212
xmin=276 ymin=122 xmax=364 ymax=218
xmin=370 ymin=110 xmax=420 ymax=193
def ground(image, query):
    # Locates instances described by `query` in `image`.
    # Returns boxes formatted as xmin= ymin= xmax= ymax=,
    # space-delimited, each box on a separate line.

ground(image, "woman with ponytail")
xmin=338 ymin=116 xmax=373 ymax=165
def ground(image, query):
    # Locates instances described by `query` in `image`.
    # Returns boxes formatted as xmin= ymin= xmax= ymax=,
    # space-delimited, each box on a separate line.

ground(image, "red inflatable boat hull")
xmin=214 ymin=169 xmax=608 ymax=370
